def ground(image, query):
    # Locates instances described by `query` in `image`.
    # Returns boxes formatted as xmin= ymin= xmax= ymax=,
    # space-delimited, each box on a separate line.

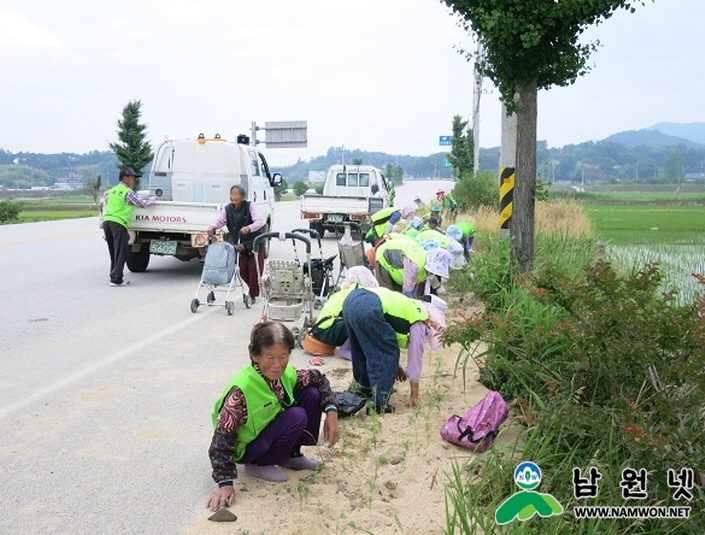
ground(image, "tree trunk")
xmin=510 ymin=82 xmax=538 ymax=274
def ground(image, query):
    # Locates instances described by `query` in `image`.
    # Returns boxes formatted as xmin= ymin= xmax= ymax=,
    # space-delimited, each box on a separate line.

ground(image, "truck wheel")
xmin=127 ymin=249 xmax=150 ymax=272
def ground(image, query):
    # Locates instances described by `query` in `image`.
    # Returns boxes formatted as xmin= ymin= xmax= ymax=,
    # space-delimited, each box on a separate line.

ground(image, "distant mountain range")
xmin=604 ymin=122 xmax=705 ymax=148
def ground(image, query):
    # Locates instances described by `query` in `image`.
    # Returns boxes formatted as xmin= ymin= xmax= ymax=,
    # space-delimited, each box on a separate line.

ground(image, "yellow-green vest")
xmin=315 ymin=285 xmax=357 ymax=330
xmin=415 ymin=229 xmax=453 ymax=248
xmin=375 ymin=237 xmax=428 ymax=287
xmin=212 ymin=364 xmax=297 ymax=461
xmin=369 ymin=207 xmax=400 ymax=238
xmin=455 ymin=221 xmax=475 ymax=240
xmin=103 ymin=182 xmax=135 ymax=228
xmin=367 ymin=287 xmax=428 ymax=348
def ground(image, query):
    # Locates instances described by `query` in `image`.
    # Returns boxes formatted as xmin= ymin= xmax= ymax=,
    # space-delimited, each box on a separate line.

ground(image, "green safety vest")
xmin=454 ymin=221 xmax=475 ymax=240
xmin=415 ymin=229 xmax=453 ymax=248
xmin=103 ymin=182 xmax=135 ymax=229
xmin=368 ymin=207 xmax=400 ymax=239
xmin=441 ymin=195 xmax=456 ymax=208
xmin=314 ymin=285 xmax=357 ymax=330
xmin=375 ymin=237 xmax=428 ymax=287
xmin=401 ymin=225 xmax=420 ymax=238
xmin=212 ymin=364 xmax=297 ymax=462
xmin=367 ymin=287 xmax=428 ymax=348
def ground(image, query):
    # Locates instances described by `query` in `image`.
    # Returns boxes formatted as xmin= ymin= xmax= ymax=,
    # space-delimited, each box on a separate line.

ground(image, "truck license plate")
xmin=327 ymin=214 xmax=344 ymax=223
xmin=149 ymin=240 xmax=177 ymax=255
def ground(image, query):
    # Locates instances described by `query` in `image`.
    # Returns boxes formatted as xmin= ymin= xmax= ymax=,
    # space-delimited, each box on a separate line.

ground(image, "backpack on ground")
xmin=440 ymin=391 xmax=508 ymax=452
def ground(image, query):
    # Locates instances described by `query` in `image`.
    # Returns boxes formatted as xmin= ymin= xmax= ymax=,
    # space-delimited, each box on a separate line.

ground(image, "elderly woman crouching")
xmin=206 ymin=322 xmax=340 ymax=512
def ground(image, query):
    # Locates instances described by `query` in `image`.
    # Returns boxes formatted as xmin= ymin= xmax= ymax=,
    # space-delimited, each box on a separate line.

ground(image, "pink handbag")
xmin=440 ymin=391 xmax=508 ymax=452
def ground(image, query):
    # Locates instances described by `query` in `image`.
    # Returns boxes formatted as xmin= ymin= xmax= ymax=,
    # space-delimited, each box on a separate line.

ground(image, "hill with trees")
xmin=1 ymin=123 xmax=704 ymax=191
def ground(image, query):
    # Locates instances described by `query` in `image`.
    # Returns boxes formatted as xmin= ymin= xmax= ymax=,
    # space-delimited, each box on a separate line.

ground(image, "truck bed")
xmin=130 ymin=201 xmax=224 ymax=233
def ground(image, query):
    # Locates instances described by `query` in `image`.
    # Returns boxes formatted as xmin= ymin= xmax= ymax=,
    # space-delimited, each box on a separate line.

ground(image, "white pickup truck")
xmin=116 ymin=134 xmax=281 ymax=272
xmin=300 ymin=164 xmax=392 ymax=236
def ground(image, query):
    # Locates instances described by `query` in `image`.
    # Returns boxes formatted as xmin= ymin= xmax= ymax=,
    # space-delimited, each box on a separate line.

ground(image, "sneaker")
xmin=110 ymin=281 xmax=131 ymax=287
xmin=243 ymin=463 xmax=288 ymax=482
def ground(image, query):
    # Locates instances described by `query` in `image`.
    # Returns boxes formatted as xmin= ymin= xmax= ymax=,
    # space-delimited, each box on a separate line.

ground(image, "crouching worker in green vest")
xmin=342 ymin=287 xmax=446 ymax=414
xmin=374 ymin=235 xmax=451 ymax=298
xmin=364 ymin=205 xmax=416 ymax=246
xmin=303 ymin=266 xmax=380 ymax=357
xmin=207 ymin=322 xmax=340 ymax=512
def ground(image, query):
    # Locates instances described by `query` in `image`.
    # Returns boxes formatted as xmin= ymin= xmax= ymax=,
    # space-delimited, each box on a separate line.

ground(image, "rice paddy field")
xmin=584 ymin=201 xmax=705 ymax=305
xmin=15 ymin=197 xmax=98 ymax=223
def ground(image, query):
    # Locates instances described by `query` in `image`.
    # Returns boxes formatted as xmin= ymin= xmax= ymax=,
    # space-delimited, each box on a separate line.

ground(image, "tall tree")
xmin=443 ymin=0 xmax=649 ymax=272
xmin=447 ymin=114 xmax=474 ymax=179
xmin=109 ymin=100 xmax=153 ymax=190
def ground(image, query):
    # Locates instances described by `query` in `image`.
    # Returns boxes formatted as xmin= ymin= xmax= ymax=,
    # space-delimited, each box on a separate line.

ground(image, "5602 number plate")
xmin=149 ymin=240 xmax=177 ymax=255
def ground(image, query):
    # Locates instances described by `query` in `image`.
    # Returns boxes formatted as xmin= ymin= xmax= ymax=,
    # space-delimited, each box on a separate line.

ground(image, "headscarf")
xmin=341 ymin=265 xmax=379 ymax=289
xmin=421 ymin=300 xmax=447 ymax=350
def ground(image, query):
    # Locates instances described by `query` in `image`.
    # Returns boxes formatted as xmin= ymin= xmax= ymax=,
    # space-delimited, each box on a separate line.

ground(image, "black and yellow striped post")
xmin=499 ymin=166 xmax=515 ymax=236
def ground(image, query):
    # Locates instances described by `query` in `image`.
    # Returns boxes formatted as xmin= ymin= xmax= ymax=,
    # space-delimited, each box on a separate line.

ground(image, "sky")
xmin=1 ymin=0 xmax=704 ymax=167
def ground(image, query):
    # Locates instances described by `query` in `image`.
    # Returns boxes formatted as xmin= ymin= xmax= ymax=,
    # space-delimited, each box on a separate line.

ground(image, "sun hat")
xmin=413 ymin=195 xmax=421 ymax=201
xmin=409 ymin=216 xmax=424 ymax=230
xmin=401 ymin=205 xmax=415 ymax=219
xmin=446 ymin=224 xmax=463 ymax=242
xmin=447 ymin=241 xmax=466 ymax=270
xmin=436 ymin=188 xmax=445 ymax=194
xmin=424 ymin=248 xmax=451 ymax=279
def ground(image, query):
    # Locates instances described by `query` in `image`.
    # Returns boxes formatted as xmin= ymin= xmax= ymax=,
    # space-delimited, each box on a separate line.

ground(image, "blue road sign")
xmin=439 ymin=135 xmax=453 ymax=146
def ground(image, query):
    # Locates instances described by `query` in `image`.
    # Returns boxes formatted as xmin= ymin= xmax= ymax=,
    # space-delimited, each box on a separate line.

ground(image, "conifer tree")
xmin=109 ymin=100 xmax=152 ymax=190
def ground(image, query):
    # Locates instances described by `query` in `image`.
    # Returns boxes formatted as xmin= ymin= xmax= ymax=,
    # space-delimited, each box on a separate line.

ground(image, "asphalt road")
xmin=0 ymin=179 xmax=453 ymax=534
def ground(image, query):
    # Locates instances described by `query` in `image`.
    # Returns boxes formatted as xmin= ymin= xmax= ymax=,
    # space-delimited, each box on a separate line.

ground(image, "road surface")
xmin=0 ymin=180 xmax=454 ymax=534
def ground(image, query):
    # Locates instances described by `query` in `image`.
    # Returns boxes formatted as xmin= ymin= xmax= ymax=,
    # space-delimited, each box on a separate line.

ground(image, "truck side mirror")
xmin=270 ymin=172 xmax=283 ymax=188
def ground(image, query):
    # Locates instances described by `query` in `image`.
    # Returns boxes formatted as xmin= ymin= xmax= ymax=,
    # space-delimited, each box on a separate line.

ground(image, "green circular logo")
xmin=514 ymin=462 xmax=541 ymax=491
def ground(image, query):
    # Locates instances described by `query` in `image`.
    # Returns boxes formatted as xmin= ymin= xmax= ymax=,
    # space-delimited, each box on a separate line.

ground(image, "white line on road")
xmin=0 ymin=311 xmax=204 ymax=420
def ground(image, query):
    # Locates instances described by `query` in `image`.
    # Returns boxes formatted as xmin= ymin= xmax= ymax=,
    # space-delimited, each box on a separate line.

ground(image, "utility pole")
xmin=499 ymin=103 xmax=517 ymax=238
xmin=472 ymin=42 xmax=483 ymax=173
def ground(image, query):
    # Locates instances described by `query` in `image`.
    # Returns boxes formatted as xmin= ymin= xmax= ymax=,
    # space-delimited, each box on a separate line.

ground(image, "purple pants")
xmin=239 ymin=248 xmax=265 ymax=298
xmin=239 ymin=386 xmax=321 ymax=466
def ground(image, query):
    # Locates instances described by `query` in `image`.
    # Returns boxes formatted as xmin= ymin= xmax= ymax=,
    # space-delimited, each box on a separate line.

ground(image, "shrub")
xmin=292 ymin=180 xmax=308 ymax=196
xmin=444 ymin=238 xmax=705 ymax=533
xmin=0 ymin=198 xmax=21 ymax=224
xmin=452 ymin=170 xmax=499 ymax=211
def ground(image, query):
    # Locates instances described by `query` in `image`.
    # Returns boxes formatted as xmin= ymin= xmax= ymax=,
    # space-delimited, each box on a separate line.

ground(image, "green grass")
xmin=18 ymin=210 xmax=98 ymax=223
xmin=12 ymin=196 xmax=99 ymax=222
xmin=586 ymin=204 xmax=705 ymax=245
xmin=18 ymin=196 xmax=97 ymax=207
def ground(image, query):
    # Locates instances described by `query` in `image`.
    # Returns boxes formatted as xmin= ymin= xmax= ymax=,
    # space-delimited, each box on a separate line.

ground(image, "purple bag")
xmin=440 ymin=391 xmax=508 ymax=452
